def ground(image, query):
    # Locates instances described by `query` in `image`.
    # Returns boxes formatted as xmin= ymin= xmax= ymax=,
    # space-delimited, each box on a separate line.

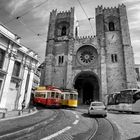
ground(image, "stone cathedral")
xmin=43 ymin=4 xmax=137 ymax=104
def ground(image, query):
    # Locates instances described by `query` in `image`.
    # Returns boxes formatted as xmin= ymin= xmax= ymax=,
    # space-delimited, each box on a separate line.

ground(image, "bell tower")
xmin=44 ymin=7 xmax=78 ymax=88
xmin=96 ymin=4 xmax=137 ymax=95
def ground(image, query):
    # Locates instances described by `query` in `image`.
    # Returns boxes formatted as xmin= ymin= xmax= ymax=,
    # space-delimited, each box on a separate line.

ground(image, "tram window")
xmin=47 ymin=92 xmax=50 ymax=98
xmin=73 ymin=94 xmax=77 ymax=100
xmin=61 ymin=94 xmax=64 ymax=99
xmin=51 ymin=92 xmax=55 ymax=98
xmin=56 ymin=92 xmax=59 ymax=98
xmin=70 ymin=94 xmax=73 ymax=99
xmin=35 ymin=93 xmax=41 ymax=97
xmin=65 ymin=94 xmax=69 ymax=99
xmin=43 ymin=94 xmax=46 ymax=98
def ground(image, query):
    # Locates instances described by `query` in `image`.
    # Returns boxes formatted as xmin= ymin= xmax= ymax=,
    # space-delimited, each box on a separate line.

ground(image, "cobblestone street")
xmin=108 ymin=112 xmax=140 ymax=140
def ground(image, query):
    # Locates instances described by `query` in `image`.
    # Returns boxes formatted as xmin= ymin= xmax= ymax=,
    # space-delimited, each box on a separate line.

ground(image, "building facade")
xmin=43 ymin=4 xmax=137 ymax=104
xmin=0 ymin=24 xmax=39 ymax=110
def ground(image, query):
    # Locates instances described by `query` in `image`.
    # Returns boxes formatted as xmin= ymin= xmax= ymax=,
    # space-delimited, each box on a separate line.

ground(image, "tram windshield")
xmin=133 ymin=91 xmax=140 ymax=103
xmin=35 ymin=92 xmax=46 ymax=98
xmin=69 ymin=93 xmax=78 ymax=100
xmin=108 ymin=94 xmax=116 ymax=105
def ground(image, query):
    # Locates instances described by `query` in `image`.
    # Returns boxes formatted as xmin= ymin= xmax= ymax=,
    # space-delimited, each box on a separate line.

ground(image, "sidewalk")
xmin=0 ymin=107 xmax=37 ymax=120
xmin=0 ymin=108 xmax=54 ymax=140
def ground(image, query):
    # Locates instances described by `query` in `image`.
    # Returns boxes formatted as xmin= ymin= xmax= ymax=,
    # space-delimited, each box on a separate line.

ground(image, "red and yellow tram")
xmin=33 ymin=86 xmax=62 ymax=107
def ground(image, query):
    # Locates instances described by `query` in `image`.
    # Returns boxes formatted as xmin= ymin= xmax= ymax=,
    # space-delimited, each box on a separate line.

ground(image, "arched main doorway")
xmin=74 ymin=71 xmax=100 ymax=104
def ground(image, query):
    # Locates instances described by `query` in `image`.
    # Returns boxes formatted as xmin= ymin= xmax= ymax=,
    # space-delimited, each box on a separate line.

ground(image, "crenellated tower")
xmin=44 ymin=8 xmax=78 ymax=88
xmin=96 ymin=4 xmax=137 ymax=95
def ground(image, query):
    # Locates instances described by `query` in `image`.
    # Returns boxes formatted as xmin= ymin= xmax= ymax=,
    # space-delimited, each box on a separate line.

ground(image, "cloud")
xmin=133 ymin=39 xmax=140 ymax=44
xmin=7 ymin=0 xmax=29 ymax=15
xmin=129 ymin=20 xmax=140 ymax=30
xmin=127 ymin=4 xmax=140 ymax=11
xmin=122 ymin=0 xmax=140 ymax=3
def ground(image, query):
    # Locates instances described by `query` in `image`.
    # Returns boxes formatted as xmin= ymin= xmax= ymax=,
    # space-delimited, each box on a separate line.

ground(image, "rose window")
xmin=77 ymin=45 xmax=97 ymax=65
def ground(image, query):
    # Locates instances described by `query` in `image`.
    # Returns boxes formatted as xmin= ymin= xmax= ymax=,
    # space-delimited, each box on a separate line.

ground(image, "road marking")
xmin=50 ymin=118 xmax=54 ymax=121
xmin=73 ymin=119 xmax=79 ymax=125
xmin=76 ymin=114 xmax=79 ymax=119
xmin=41 ymin=126 xmax=71 ymax=140
xmin=70 ymin=111 xmax=76 ymax=115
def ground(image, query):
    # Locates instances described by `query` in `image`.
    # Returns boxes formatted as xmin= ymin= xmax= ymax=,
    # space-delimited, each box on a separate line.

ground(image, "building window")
xmin=12 ymin=61 xmax=21 ymax=77
xmin=109 ymin=22 xmax=115 ymax=31
xmin=111 ymin=54 xmax=118 ymax=63
xmin=135 ymin=68 xmax=140 ymax=81
xmin=75 ymin=27 xmax=78 ymax=37
xmin=0 ymin=49 xmax=5 ymax=69
xmin=58 ymin=56 xmax=64 ymax=64
xmin=61 ymin=26 xmax=66 ymax=36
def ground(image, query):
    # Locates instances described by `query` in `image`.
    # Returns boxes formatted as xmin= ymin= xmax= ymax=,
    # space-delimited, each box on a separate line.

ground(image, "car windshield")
xmin=91 ymin=102 xmax=104 ymax=106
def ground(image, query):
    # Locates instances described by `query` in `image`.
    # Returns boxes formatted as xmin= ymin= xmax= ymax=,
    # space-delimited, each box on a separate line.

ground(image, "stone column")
xmin=25 ymin=68 xmax=34 ymax=108
xmin=66 ymin=39 xmax=73 ymax=89
xmin=0 ymin=52 xmax=15 ymax=108
xmin=100 ymin=46 xmax=107 ymax=102
xmin=18 ymin=64 xmax=29 ymax=110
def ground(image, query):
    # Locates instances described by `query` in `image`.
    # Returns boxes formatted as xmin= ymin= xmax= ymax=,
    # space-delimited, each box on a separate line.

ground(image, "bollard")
xmin=33 ymin=107 xmax=37 ymax=111
xmin=18 ymin=110 xmax=22 ymax=116
xmin=28 ymin=109 xmax=32 ymax=113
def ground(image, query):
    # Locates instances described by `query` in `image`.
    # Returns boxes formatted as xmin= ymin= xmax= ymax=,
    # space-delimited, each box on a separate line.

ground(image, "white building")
xmin=0 ymin=24 xmax=39 ymax=111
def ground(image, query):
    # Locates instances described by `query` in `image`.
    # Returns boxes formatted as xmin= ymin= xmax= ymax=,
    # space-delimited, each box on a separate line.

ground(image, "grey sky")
xmin=0 ymin=0 xmax=140 ymax=64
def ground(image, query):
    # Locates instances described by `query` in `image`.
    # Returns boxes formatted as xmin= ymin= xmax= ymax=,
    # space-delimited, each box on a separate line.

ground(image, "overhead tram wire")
xmin=77 ymin=0 xmax=95 ymax=35
xmin=4 ymin=0 xmax=49 ymax=25
xmin=3 ymin=0 xmax=49 ymax=43
xmin=17 ymin=18 xmax=46 ymax=42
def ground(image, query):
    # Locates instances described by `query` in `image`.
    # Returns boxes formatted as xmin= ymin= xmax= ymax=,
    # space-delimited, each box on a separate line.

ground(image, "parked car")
xmin=88 ymin=101 xmax=107 ymax=117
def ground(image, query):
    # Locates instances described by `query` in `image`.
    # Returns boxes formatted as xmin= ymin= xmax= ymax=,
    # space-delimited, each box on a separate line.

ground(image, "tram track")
xmin=103 ymin=118 xmax=120 ymax=140
xmin=86 ymin=117 xmax=120 ymax=140
xmin=75 ymin=108 xmax=120 ymax=140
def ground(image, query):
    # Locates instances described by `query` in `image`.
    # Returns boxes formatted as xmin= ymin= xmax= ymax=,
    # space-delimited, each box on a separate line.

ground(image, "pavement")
xmin=0 ymin=105 xmax=89 ymax=139
xmin=1 ymin=105 xmax=139 ymax=140
xmin=0 ymin=107 xmax=55 ymax=140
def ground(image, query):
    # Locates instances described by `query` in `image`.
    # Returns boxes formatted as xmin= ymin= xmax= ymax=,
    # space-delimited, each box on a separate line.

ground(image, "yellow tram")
xmin=61 ymin=89 xmax=78 ymax=108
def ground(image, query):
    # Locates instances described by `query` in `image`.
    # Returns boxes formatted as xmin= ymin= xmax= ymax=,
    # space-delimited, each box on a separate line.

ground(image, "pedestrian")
xmin=22 ymin=99 xmax=25 ymax=112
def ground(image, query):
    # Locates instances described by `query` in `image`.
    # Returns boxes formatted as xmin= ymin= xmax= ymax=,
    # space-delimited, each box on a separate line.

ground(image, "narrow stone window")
xmin=58 ymin=56 xmax=61 ymax=64
xmin=58 ymin=55 xmax=64 ymax=64
xmin=61 ymin=55 xmax=64 ymax=63
xmin=109 ymin=22 xmax=115 ymax=31
xmin=75 ymin=27 xmax=78 ymax=37
xmin=114 ymin=54 xmax=117 ymax=62
xmin=135 ymin=68 xmax=140 ymax=81
xmin=111 ymin=54 xmax=118 ymax=63
xmin=61 ymin=26 xmax=66 ymax=36
xmin=0 ymin=48 xmax=5 ymax=69
xmin=111 ymin=54 xmax=114 ymax=62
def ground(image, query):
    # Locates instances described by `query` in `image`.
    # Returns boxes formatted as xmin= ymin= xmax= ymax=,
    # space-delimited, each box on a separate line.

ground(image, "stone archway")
xmin=74 ymin=71 xmax=100 ymax=104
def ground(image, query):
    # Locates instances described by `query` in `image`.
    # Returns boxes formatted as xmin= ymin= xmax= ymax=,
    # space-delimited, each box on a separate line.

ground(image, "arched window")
xmin=61 ymin=26 xmax=66 ymax=36
xmin=109 ymin=22 xmax=115 ymax=31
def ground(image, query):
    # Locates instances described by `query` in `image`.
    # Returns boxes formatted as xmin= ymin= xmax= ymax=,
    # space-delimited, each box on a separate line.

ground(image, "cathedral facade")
xmin=43 ymin=4 xmax=137 ymax=104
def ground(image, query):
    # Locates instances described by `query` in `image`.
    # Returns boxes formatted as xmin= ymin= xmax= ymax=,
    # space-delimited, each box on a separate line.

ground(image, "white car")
xmin=88 ymin=101 xmax=107 ymax=117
